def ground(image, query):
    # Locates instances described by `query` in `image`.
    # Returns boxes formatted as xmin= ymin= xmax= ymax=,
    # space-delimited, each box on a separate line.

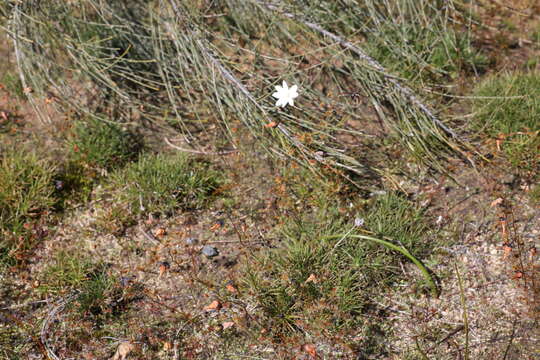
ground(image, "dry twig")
xmin=40 ymin=292 xmax=80 ymax=360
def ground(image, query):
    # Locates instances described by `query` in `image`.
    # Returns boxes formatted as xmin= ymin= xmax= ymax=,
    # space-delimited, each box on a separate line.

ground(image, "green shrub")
xmin=0 ymin=148 xmax=56 ymax=236
xmin=472 ymin=72 xmax=540 ymax=170
xmin=244 ymin=193 xmax=432 ymax=337
xmin=105 ymin=152 xmax=223 ymax=217
xmin=69 ymin=118 xmax=142 ymax=171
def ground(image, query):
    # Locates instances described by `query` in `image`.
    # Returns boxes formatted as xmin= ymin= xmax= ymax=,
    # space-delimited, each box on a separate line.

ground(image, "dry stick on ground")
xmin=258 ymin=1 xmax=460 ymax=141
xmin=164 ymin=137 xmax=238 ymax=155
xmin=140 ymin=228 xmax=161 ymax=245
xmin=40 ymin=291 xmax=80 ymax=360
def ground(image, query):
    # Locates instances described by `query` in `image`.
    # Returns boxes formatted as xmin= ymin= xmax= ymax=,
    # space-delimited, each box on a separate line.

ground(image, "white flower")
xmin=272 ymin=81 xmax=299 ymax=108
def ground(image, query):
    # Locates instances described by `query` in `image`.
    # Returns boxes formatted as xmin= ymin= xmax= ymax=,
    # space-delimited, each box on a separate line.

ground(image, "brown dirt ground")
xmin=1 ymin=2 xmax=540 ymax=359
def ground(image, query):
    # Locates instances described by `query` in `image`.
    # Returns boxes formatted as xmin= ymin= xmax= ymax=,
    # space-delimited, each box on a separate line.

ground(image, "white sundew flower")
xmin=272 ymin=80 xmax=299 ymax=108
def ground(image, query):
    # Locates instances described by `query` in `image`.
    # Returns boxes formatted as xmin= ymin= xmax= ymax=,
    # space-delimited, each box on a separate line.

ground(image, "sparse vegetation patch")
xmin=472 ymin=72 xmax=540 ymax=170
xmin=0 ymin=147 xmax=56 ymax=261
xmin=244 ymin=192 xmax=435 ymax=354
xmin=68 ymin=118 xmax=142 ymax=172
xmin=103 ymin=152 xmax=223 ymax=217
xmin=1 ymin=0 xmax=539 ymax=359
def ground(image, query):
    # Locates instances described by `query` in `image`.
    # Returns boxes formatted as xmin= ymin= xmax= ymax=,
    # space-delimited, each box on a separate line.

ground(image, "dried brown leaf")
xmin=302 ymin=343 xmax=317 ymax=358
xmin=204 ymin=300 xmax=222 ymax=312
xmin=111 ymin=341 xmax=134 ymax=360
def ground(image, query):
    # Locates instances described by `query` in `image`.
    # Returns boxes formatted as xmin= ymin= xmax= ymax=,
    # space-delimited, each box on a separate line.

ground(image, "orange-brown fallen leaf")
xmin=222 ymin=321 xmax=235 ymax=330
xmin=210 ymin=222 xmax=222 ymax=231
xmin=226 ymin=283 xmax=238 ymax=294
xmin=204 ymin=300 xmax=222 ymax=312
xmin=154 ymin=228 xmax=167 ymax=237
xmin=502 ymin=244 xmax=512 ymax=259
xmin=158 ymin=262 xmax=170 ymax=278
xmin=305 ymin=274 xmax=318 ymax=284
xmin=302 ymin=343 xmax=317 ymax=358
xmin=111 ymin=341 xmax=134 ymax=360
xmin=264 ymin=121 xmax=278 ymax=128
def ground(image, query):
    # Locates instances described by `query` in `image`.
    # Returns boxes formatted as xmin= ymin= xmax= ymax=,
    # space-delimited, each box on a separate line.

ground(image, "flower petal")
xmin=272 ymin=91 xmax=280 ymax=99
xmin=282 ymin=80 xmax=288 ymax=90
xmin=290 ymin=85 xmax=298 ymax=93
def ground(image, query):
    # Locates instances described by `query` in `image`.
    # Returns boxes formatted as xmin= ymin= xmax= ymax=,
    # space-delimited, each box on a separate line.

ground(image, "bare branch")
xmin=258 ymin=1 xmax=460 ymax=140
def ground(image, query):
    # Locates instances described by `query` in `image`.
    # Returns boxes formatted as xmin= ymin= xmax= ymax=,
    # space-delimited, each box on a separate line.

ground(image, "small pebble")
xmin=202 ymin=245 xmax=219 ymax=258
xmin=185 ymin=237 xmax=198 ymax=245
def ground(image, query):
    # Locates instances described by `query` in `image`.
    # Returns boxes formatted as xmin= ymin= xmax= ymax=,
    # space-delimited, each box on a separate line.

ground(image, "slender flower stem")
xmin=321 ymin=233 xmax=440 ymax=297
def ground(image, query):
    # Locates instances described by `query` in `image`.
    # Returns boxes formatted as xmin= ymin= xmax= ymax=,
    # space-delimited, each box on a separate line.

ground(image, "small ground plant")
xmin=244 ymin=191 xmax=434 ymax=354
xmin=472 ymin=72 xmax=540 ymax=171
xmin=52 ymin=118 xmax=143 ymax=209
xmin=1 ymin=72 xmax=25 ymax=100
xmin=0 ymin=147 xmax=56 ymax=262
xmin=39 ymin=251 xmax=121 ymax=319
xmin=102 ymin=152 xmax=223 ymax=218
xmin=68 ymin=118 xmax=142 ymax=172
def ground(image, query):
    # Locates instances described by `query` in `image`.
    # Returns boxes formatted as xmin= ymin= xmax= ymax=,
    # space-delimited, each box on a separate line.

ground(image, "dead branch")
xmin=164 ymin=137 xmax=238 ymax=155
xmin=258 ymin=1 xmax=460 ymax=140
xmin=40 ymin=291 xmax=80 ymax=360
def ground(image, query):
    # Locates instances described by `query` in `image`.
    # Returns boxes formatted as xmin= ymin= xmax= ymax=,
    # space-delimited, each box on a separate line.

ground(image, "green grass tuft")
xmin=52 ymin=161 xmax=96 ymax=209
xmin=69 ymin=118 xmax=142 ymax=172
xmin=0 ymin=147 xmax=56 ymax=257
xmin=104 ymin=152 xmax=223 ymax=217
xmin=1 ymin=72 xmax=26 ymax=100
xmin=244 ymin=192 xmax=434 ymax=340
xmin=472 ymin=72 xmax=540 ymax=170
xmin=38 ymin=251 xmax=96 ymax=293
xmin=365 ymin=19 xmax=488 ymax=81
xmin=38 ymin=251 xmax=116 ymax=316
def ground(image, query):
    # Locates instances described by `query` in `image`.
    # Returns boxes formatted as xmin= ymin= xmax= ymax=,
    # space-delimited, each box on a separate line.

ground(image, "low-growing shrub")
xmin=103 ymin=152 xmax=223 ymax=218
xmin=0 ymin=148 xmax=56 ymax=259
xmin=472 ymin=72 xmax=540 ymax=170
xmin=244 ymin=192 xmax=432 ymax=340
xmin=69 ymin=118 xmax=142 ymax=172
